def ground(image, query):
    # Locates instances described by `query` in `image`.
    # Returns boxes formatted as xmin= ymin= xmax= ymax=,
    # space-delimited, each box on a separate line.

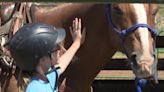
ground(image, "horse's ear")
xmin=149 ymin=4 xmax=159 ymax=15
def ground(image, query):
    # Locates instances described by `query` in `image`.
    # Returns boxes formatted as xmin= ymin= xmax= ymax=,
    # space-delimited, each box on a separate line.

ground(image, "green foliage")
xmin=156 ymin=5 xmax=164 ymax=36
xmin=158 ymin=28 xmax=164 ymax=36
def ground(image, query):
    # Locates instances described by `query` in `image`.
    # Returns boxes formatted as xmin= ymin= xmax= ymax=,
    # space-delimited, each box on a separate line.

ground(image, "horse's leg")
xmin=59 ymin=84 xmax=93 ymax=92
xmin=59 ymin=74 xmax=98 ymax=92
xmin=60 ymin=85 xmax=93 ymax=92
xmin=1 ymin=70 xmax=29 ymax=92
xmin=59 ymin=79 xmax=76 ymax=92
xmin=88 ymin=86 xmax=93 ymax=92
xmin=1 ymin=75 xmax=18 ymax=92
xmin=91 ymin=86 xmax=93 ymax=92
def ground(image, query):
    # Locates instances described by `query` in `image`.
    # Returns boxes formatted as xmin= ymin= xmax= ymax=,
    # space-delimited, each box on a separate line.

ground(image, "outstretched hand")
xmin=69 ymin=18 xmax=86 ymax=45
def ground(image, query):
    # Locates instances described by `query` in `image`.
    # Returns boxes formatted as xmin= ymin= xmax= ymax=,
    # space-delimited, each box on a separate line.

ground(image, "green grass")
xmin=159 ymin=5 xmax=164 ymax=15
xmin=158 ymin=28 xmax=164 ymax=36
xmin=112 ymin=52 xmax=126 ymax=59
xmin=157 ymin=48 xmax=164 ymax=53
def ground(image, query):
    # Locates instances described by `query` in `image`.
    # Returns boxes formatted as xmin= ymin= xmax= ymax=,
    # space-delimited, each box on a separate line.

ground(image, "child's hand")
xmin=70 ymin=18 xmax=86 ymax=45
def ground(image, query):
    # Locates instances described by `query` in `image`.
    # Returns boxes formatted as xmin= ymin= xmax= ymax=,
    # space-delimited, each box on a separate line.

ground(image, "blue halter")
xmin=105 ymin=4 xmax=158 ymax=92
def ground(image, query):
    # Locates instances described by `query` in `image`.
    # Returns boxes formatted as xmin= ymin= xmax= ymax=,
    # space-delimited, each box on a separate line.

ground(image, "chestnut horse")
xmin=0 ymin=3 xmax=159 ymax=92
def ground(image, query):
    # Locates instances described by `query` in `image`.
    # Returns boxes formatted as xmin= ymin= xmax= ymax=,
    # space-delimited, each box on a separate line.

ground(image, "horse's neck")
xmin=34 ymin=3 xmax=95 ymax=14
xmin=31 ymin=3 xmax=118 ymax=52
xmin=31 ymin=3 xmax=96 ymax=25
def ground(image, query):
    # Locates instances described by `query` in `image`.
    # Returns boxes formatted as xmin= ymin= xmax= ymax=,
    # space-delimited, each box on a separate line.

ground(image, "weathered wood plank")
xmin=104 ymin=59 xmax=164 ymax=70
xmin=95 ymin=70 xmax=164 ymax=80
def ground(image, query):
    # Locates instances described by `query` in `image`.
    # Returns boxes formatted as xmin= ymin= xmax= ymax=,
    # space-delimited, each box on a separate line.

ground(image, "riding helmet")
xmin=10 ymin=22 xmax=66 ymax=71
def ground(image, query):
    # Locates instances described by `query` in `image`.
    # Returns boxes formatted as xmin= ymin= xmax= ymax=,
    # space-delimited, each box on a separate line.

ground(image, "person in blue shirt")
xmin=10 ymin=18 xmax=86 ymax=92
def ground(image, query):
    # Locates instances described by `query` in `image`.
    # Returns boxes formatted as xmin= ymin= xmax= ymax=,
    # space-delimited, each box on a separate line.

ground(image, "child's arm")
xmin=57 ymin=18 xmax=86 ymax=74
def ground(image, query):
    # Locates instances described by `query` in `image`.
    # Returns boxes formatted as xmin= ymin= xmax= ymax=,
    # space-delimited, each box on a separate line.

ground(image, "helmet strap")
xmin=48 ymin=53 xmax=54 ymax=69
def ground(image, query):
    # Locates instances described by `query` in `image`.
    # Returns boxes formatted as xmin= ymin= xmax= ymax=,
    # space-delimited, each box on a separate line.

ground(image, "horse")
xmin=0 ymin=3 xmax=159 ymax=92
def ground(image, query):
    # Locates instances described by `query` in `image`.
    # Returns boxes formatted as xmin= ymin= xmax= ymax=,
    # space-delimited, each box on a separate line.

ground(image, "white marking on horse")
xmin=132 ymin=4 xmax=153 ymax=63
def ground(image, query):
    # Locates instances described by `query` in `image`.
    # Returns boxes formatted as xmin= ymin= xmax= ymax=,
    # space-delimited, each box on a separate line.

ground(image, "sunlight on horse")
xmin=109 ymin=4 xmax=158 ymax=79
xmin=0 ymin=3 xmax=159 ymax=92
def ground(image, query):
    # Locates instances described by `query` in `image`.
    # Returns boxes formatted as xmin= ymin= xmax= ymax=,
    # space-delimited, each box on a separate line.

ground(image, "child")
xmin=10 ymin=18 xmax=86 ymax=92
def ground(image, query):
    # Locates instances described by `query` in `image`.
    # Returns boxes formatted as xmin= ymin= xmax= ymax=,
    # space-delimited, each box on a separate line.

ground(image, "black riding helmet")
xmin=10 ymin=22 xmax=66 ymax=71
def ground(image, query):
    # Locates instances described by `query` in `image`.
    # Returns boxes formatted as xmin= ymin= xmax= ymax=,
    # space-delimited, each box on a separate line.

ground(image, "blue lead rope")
xmin=135 ymin=78 xmax=148 ymax=92
xmin=135 ymin=71 xmax=158 ymax=92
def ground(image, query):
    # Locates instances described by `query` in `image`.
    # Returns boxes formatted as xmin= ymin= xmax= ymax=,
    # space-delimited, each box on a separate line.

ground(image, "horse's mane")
xmin=32 ymin=3 xmax=73 ymax=13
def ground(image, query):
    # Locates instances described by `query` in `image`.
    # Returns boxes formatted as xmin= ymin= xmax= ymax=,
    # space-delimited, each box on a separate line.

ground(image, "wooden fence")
xmin=95 ymin=35 xmax=164 ymax=80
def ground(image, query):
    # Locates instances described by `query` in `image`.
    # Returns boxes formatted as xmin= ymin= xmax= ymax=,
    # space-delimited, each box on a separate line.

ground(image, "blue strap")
xmin=120 ymin=24 xmax=157 ymax=36
xmin=135 ymin=78 xmax=148 ymax=92
xmin=106 ymin=4 xmax=158 ymax=92
xmin=105 ymin=4 xmax=157 ymax=37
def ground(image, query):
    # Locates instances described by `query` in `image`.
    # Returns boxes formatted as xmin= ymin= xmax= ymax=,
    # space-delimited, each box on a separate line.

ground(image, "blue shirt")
xmin=26 ymin=66 xmax=60 ymax=92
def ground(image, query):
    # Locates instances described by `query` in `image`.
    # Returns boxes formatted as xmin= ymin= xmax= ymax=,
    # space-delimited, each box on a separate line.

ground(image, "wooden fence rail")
xmin=95 ymin=35 xmax=164 ymax=80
